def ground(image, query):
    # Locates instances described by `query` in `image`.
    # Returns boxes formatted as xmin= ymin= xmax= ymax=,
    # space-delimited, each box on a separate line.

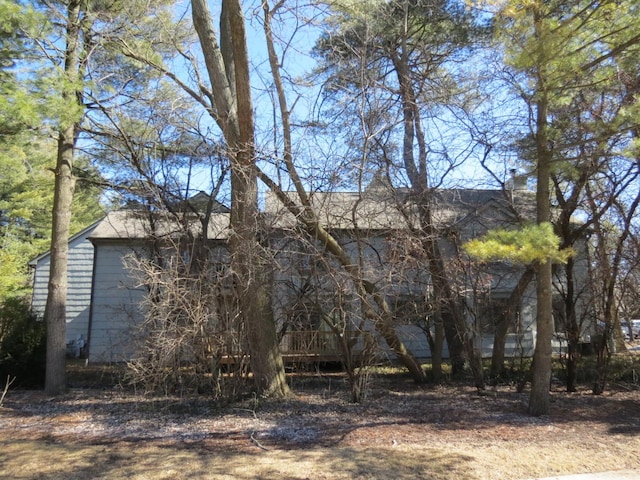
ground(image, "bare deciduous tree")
xmin=191 ymin=0 xmax=289 ymax=397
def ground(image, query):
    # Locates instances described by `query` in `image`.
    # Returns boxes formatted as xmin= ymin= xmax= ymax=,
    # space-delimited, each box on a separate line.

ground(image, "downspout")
xmin=85 ymin=239 xmax=98 ymax=363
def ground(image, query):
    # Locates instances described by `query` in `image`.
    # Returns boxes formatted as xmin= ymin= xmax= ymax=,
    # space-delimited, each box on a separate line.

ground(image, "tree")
xmin=0 ymin=4 xmax=46 ymax=299
xmin=465 ymin=225 xmax=573 ymax=391
xmin=313 ymin=0 xmax=485 ymax=386
xmin=489 ymin=0 xmax=640 ymax=413
xmin=0 ymin=1 xmax=38 ymax=137
xmin=15 ymin=0 xmax=179 ymax=395
xmin=1 ymin=16 xmax=103 ymax=304
xmin=0 ymin=138 xmax=103 ymax=301
xmin=190 ymin=0 xmax=289 ymax=397
xmin=42 ymin=0 xmax=85 ymax=396
xmin=259 ymin=0 xmax=427 ymax=385
xmin=585 ymin=172 xmax=640 ymax=394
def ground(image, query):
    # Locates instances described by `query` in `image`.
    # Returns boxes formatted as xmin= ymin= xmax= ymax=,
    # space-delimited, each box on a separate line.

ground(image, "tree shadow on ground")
xmin=0 ymin=438 xmax=476 ymax=480
xmin=3 ymin=369 xmax=639 ymax=450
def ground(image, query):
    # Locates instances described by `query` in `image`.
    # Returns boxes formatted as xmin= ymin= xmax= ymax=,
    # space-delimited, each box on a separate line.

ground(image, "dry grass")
xmin=0 ymin=441 xmax=476 ymax=480
xmin=1 ymin=359 xmax=640 ymax=480
xmin=1 ymin=428 xmax=639 ymax=480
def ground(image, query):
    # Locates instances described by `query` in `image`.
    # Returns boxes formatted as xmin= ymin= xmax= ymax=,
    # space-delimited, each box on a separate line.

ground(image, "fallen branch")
xmin=232 ymin=407 xmax=258 ymax=419
xmin=0 ymin=375 xmax=16 ymax=408
xmin=250 ymin=431 xmax=270 ymax=451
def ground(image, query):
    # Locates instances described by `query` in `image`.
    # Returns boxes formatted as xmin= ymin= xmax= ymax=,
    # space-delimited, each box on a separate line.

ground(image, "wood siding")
xmin=88 ymin=242 xmax=146 ymax=362
xmin=30 ymin=225 xmax=97 ymax=348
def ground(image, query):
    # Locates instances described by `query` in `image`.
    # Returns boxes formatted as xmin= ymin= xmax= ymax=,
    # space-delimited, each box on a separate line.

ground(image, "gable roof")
xmin=28 ymin=218 xmax=104 ymax=267
xmin=183 ymin=192 xmax=230 ymax=214
xmin=264 ymin=187 xmax=535 ymax=232
xmin=431 ymin=188 xmax=535 ymax=230
xmin=89 ymin=209 xmax=231 ymax=241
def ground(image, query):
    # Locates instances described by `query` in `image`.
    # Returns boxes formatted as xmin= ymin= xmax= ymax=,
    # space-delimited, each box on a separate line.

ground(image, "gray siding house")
xmin=265 ymin=183 xmax=540 ymax=362
xmin=29 ymin=220 xmax=101 ymax=357
xmin=86 ymin=208 xmax=231 ymax=361
xmin=30 ymin=184 xmax=587 ymax=363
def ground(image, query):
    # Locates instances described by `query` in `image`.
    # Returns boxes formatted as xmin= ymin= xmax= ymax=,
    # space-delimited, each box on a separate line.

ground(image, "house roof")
xmin=431 ymin=188 xmax=535 ymax=230
xmin=28 ymin=218 xmax=104 ymax=267
xmin=89 ymin=209 xmax=231 ymax=241
xmin=182 ymin=192 xmax=230 ymax=214
xmin=263 ymin=187 xmax=535 ymax=232
xmin=32 ymin=185 xmax=534 ymax=249
xmin=264 ymin=190 xmax=411 ymax=230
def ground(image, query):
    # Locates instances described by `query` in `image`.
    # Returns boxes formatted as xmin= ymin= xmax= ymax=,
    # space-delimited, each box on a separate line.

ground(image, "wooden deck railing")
xmin=214 ymin=330 xmax=344 ymax=363
xmin=281 ymin=330 xmax=340 ymax=355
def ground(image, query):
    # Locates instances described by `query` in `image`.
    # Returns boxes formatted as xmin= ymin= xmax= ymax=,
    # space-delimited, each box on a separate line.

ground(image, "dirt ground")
xmin=1 ymin=367 xmax=640 ymax=480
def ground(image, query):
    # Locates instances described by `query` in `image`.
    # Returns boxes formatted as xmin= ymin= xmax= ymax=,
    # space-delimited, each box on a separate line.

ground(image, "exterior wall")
xmin=87 ymin=242 xmax=146 ymax=362
xmin=28 ymin=194 xmax=590 ymax=364
xmin=30 ymin=225 xmax=97 ymax=354
xmin=270 ymin=230 xmax=540 ymax=361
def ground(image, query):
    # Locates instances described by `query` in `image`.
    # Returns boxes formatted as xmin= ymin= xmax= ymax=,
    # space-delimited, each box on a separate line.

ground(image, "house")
xmin=30 ymin=183 xmax=589 ymax=363
xmin=264 ymin=181 xmax=540 ymax=361
xmin=29 ymin=193 xmax=232 ymax=362
xmin=29 ymin=220 xmax=102 ymax=358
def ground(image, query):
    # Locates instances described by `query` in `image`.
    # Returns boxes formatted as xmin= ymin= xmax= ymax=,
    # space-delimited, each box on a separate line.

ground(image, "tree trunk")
xmin=45 ymin=128 xmax=76 ymax=395
xmin=370 ymin=290 xmax=426 ymax=382
xmin=427 ymin=240 xmax=469 ymax=378
xmin=593 ymin=280 xmax=617 ymax=395
xmin=391 ymin=43 xmax=476 ymax=383
xmin=490 ymin=267 xmax=534 ymax=381
xmin=44 ymin=0 xmax=81 ymax=396
xmin=418 ymin=205 xmax=481 ymax=386
xmin=528 ymin=40 xmax=553 ymax=414
xmin=563 ymin=257 xmax=579 ymax=393
xmin=529 ymin=258 xmax=553 ymax=416
xmin=490 ymin=317 xmax=509 ymax=382
xmin=191 ymin=0 xmax=289 ymax=397
xmin=431 ymin=317 xmax=444 ymax=382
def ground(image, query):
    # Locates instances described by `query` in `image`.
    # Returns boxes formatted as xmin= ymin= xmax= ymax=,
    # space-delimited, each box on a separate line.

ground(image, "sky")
xmin=122 ymin=0 xmax=526 ymax=203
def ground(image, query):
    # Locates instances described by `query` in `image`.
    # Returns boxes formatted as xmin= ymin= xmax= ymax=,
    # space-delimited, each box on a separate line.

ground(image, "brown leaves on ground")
xmin=1 ymin=373 xmax=639 ymax=479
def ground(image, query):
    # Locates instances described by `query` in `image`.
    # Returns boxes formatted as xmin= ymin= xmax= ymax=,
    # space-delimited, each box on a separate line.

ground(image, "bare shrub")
xmin=123 ymin=240 xmax=250 ymax=401
xmin=274 ymin=237 xmax=383 ymax=403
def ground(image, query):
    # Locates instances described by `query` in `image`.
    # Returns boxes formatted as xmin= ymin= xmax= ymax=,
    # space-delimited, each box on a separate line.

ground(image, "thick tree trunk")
xmin=529 ymin=51 xmax=553 ymax=414
xmin=192 ymin=0 xmax=289 ymax=397
xmin=229 ymin=158 xmax=289 ymax=396
xmin=45 ymin=128 xmax=76 ymax=395
xmin=529 ymin=258 xmax=553 ymax=415
xmin=226 ymin=0 xmax=288 ymax=397
xmin=44 ymin=1 xmax=81 ymax=396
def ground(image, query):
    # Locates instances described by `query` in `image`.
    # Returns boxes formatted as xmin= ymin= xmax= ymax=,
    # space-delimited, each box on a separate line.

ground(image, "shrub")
xmin=0 ymin=297 xmax=46 ymax=388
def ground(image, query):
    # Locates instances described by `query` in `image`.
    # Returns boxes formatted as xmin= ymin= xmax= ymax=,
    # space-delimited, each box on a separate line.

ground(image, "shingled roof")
xmin=89 ymin=183 xmax=534 ymax=242
xmin=89 ymin=209 xmax=231 ymax=241
xmin=263 ymin=186 xmax=535 ymax=232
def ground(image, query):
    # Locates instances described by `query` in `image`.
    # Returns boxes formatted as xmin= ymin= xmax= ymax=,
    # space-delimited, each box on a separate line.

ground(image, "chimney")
xmin=507 ymin=169 xmax=528 ymax=191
